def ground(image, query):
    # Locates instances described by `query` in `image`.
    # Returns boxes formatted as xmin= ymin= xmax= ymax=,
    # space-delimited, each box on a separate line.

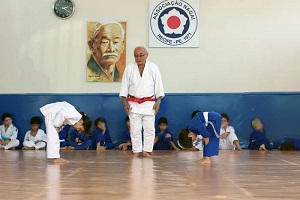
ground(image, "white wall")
xmin=0 ymin=0 xmax=300 ymax=93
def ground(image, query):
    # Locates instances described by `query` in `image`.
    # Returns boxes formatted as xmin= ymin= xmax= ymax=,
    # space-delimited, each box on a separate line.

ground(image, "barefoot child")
xmin=23 ymin=116 xmax=47 ymax=150
xmin=187 ymin=111 xmax=221 ymax=164
xmin=219 ymin=113 xmax=242 ymax=150
xmin=92 ymin=118 xmax=114 ymax=151
xmin=68 ymin=129 xmax=92 ymax=150
xmin=40 ymin=101 xmax=92 ymax=164
xmin=119 ymin=117 xmax=132 ymax=151
xmin=249 ymin=118 xmax=273 ymax=151
xmin=0 ymin=113 xmax=20 ymax=150
xmin=153 ymin=117 xmax=180 ymax=151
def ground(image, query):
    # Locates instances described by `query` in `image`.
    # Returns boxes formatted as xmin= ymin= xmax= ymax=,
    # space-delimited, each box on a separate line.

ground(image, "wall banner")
xmin=149 ymin=0 xmax=199 ymax=47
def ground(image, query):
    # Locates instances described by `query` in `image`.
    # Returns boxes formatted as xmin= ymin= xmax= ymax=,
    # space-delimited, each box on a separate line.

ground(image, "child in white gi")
xmin=0 ymin=113 xmax=20 ymax=150
xmin=40 ymin=101 xmax=92 ymax=164
xmin=219 ymin=114 xmax=242 ymax=150
xmin=23 ymin=116 xmax=47 ymax=150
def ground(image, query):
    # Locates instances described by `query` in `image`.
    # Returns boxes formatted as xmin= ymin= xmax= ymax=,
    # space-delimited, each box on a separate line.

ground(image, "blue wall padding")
xmin=0 ymin=93 xmax=299 ymax=149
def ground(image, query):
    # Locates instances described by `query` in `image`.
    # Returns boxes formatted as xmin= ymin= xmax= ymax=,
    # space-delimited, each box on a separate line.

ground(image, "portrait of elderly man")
xmin=87 ymin=21 xmax=126 ymax=82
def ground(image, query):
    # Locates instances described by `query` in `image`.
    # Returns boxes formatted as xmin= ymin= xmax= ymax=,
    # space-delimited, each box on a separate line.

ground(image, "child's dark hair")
xmin=279 ymin=141 xmax=295 ymax=151
xmin=30 ymin=116 xmax=42 ymax=125
xmin=178 ymin=128 xmax=193 ymax=148
xmin=2 ymin=113 xmax=12 ymax=121
xmin=221 ymin=113 xmax=229 ymax=122
xmin=79 ymin=112 xmax=92 ymax=134
xmin=94 ymin=117 xmax=106 ymax=127
xmin=126 ymin=116 xmax=129 ymax=122
xmin=158 ymin=117 xmax=168 ymax=125
xmin=191 ymin=110 xmax=201 ymax=119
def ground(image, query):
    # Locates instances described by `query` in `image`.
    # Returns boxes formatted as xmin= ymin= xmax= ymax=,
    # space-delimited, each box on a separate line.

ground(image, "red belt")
xmin=128 ymin=95 xmax=155 ymax=104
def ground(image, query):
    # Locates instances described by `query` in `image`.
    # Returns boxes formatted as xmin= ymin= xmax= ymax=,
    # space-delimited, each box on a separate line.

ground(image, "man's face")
xmin=134 ymin=47 xmax=148 ymax=66
xmin=3 ymin=117 xmax=12 ymax=127
xmin=92 ymin=24 xmax=124 ymax=67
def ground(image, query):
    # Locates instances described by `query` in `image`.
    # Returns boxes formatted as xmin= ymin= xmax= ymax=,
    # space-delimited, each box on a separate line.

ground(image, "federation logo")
xmin=150 ymin=0 xmax=198 ymax=46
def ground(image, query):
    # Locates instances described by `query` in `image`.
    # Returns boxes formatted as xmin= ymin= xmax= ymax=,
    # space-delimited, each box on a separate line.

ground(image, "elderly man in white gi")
xmin=119 ymin=46 xmax=165 ymax=158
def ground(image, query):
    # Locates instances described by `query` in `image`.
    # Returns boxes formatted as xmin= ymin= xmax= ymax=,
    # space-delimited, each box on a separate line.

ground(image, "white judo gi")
xmin=120 ymin=60 xmax=165 ymax=153
xmin=0 ymin=124 xmax=20 ymax=149
xmin=40 ymin=101 xmax=82 ymax=158
xmin=219 ymin=126 xmax=239 ymax=150
xmin=23 ymin=129 xmax=47 ymax=149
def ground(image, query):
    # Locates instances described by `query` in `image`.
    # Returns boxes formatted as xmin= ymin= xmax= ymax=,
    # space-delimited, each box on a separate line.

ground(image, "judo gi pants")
xmin=129 ymin=112 xmax=155 ymax=153
xmin=0 ymin=139 xmax=19 ymax=150
xmin=23 ymin=141 xmax=46 ymax=149
xmin=203 ymin=122 xmax=220 ymax=157
xmin=45 ymin=112 xmax=60 ymax=158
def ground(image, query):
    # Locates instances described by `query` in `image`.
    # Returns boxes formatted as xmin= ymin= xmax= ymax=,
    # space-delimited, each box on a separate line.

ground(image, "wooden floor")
xmin=1 ymin=150 xmax=300 ymax=200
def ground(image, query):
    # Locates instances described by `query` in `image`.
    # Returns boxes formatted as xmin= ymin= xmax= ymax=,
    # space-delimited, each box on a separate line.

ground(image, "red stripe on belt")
xmin=128 ymin=95 xmax=155 ymax=104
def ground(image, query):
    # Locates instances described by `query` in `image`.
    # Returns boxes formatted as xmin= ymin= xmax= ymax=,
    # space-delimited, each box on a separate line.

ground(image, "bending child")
xmin=186 ymin=111 xmax=221 ymax=164
xmin=40 ymin=101 xmax=92 ymax=164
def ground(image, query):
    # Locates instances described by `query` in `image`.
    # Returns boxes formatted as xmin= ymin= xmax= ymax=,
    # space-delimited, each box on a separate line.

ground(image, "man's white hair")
xmin=91 ymin=21 xmax=125 ymax=41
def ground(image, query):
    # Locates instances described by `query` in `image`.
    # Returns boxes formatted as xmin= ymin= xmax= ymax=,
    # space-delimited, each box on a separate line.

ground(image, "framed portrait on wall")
xmin=87 ymin=21 xmax=126 ymax=82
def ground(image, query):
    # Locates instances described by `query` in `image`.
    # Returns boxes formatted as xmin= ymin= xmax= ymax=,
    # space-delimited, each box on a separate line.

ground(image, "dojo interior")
xmin=1 ymin=0 xmax=300 ymax=199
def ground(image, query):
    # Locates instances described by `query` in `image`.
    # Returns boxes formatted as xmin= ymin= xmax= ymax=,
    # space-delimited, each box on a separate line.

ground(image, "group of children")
xmin=0 ymin=111 xmax=274 ymax=153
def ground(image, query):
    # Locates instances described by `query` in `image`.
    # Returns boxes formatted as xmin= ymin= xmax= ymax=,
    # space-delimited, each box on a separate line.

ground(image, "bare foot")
xmin=60 ymin=146 xmax=67 ymax=150
xmin=52 ymin=158 xmax=70 ymax=165
xmin=7 ymin=147 xmax=16 ymax=150
xmin=22 ymin=147 xmax=35 ymax=150
xmin=142 ymin=151 xmax=153 ymax=158
xmin=133 ymin=152 xmax=142 ymax=158
xmin=0 ymin=147 xmax=5 ymax=150
xmin=67 ymin=146 xmax=75 ymax=150
xmin=197 ymin=157 xmax=211 ymax=165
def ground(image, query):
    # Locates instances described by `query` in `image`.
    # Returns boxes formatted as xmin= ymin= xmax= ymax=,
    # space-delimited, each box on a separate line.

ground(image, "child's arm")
xmin=70 ymin=130 xmax=78 ymax=142
xmin=164 ymin=133 xmax=180 ymax=151
xmin=120 ymin=140 xmax=132 ymax=151
xmin=188 ymin=114 xmax=210 ymax=138
xmin=170 ymin=141 xmax=180 ymax=151
xmin=220 ymin=132 xmax=230 ymax=139
xmin=233 ymin=140 xmax=242 ymax=150
xmin=10 ymin=126 xmax=18 ymax=140
xmin=154 ymin=136 xmax=159 ymax=144
xmin=23 ymin=132 xmax=30 ymax=142
xmin=249 ymin=131 xmax=264 ymax=150
xmin=103 ymin=132 xmax=114 ymax=149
